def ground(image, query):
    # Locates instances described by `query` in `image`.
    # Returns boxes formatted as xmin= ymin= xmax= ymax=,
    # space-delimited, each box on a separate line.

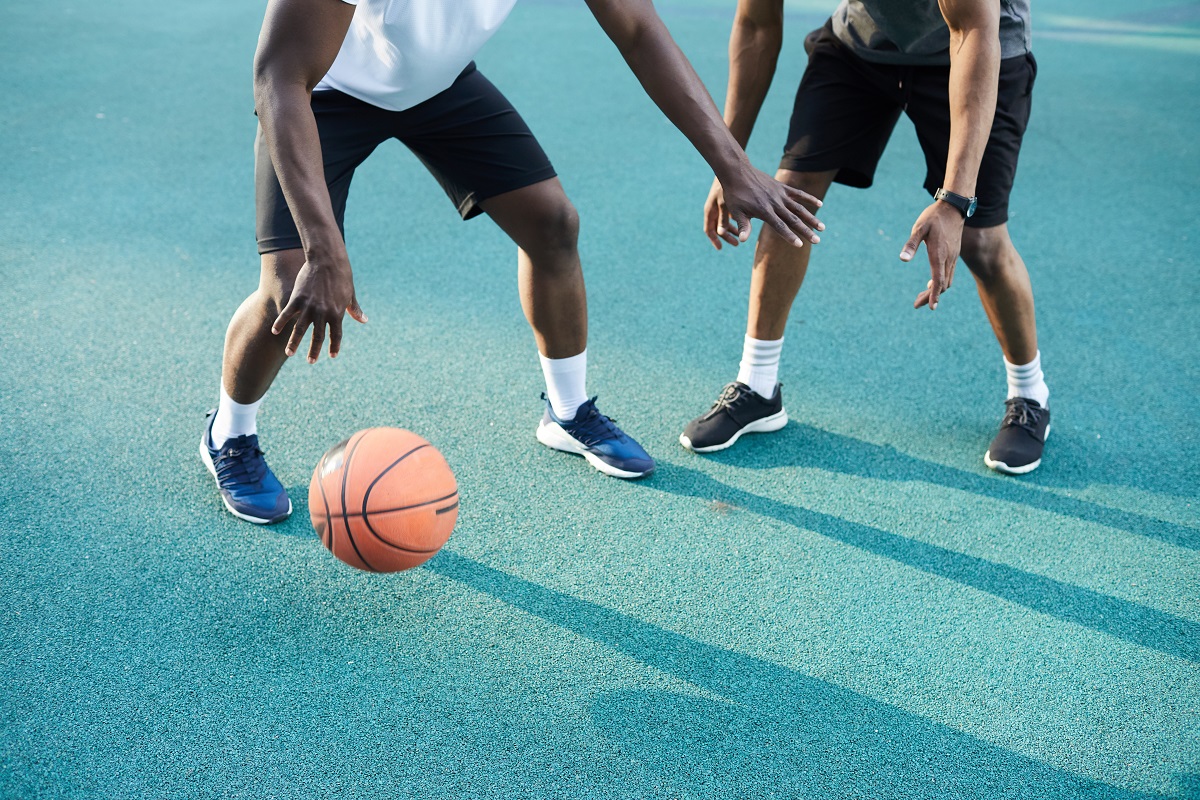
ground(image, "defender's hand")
xmin=899 ymin=202 xmax=964 ymax=311
xmin=712 ymin=168 xmax=824 ymax=250
xmin=271 ymin=258 xmax=368 ymax=363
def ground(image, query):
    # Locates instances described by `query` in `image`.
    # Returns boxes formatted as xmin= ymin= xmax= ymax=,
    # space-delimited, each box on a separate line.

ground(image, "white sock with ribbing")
xmin=1005 ymin=351 xmax=1049 ymax=407
xmin=736 ymin=335 xmax=784 ymax=399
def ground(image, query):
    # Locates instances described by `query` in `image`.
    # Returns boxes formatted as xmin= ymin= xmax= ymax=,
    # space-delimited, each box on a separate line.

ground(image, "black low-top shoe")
xmin=680 ymin=382 xmax=788 ymax=453
xmin=984 ymin=397 xmax=1051 ymax=475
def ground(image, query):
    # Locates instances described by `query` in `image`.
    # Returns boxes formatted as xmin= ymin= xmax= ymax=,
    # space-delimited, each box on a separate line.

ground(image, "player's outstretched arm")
xmin=584 ymin=0 xmax=823 ymax=249
xmin=706 ymin=0 xmax=785 ymax=249
xmin=255 ymin=0 xmax=366 ymax=363
xmin=899 ymin=0 xmax=1001 ymax=310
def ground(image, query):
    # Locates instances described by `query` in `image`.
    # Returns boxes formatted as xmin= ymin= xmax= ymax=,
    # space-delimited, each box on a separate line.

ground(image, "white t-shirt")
xmin=315 ymin=0 xmax=519 ymax=112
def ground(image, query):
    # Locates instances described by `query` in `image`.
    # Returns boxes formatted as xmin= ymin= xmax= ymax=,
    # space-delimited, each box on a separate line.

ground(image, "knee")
xmin=961 ymin=227 xmax=1018 ymax=285
xmin=257 ymin=250 xmax=304 ymax=313
xmin=528 ymin=199 xmax=580 ymax=259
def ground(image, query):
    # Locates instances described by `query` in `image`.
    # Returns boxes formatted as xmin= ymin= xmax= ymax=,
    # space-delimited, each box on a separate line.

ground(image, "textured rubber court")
xmin=2 ymin=0 xmax=1198 ymax=797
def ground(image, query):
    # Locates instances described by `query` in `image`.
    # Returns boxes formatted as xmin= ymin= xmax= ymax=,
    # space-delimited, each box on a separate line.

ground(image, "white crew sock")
xmin=1005 ymin=351 xmax=1049 ymax=407
xmin=540 ymin=350 xmax=588 ymax=421
xmin=211 ymin=384 xmax=263 ymax=448
xmin=736 ymin=335 xmax=784 ymax=399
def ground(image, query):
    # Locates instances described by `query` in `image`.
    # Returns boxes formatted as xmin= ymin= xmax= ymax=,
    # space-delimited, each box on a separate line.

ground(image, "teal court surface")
xmin=2 ymin=0 xmax=1197 ymax=798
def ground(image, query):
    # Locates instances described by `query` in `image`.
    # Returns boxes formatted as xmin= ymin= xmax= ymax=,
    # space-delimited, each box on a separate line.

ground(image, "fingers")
xmin=713 ymin=202 xmax=741 ymax=248
xmin=347 ymin=296 xmax=368 ymax=324
xmin=704 ymin=198 xmax=724 ymax=250
xmin=284 ymin=313 xmax=311 ymax=358
xmin=784 ymin=198 xmax=823 ymax=241
xmin=306 ymin=319 xmax=326 ymax=364
xmin=765 ymin=211 xmax=808 ymax=248
xmin=899 ymin=228 xmax=923 ymax=262
xmin=271 ymin=297 xmax=301 ymax=337
xmin=783 ymin=184 xmax=823 ymax=210
xmin=731 ymin=212 xmax=752 ymax=243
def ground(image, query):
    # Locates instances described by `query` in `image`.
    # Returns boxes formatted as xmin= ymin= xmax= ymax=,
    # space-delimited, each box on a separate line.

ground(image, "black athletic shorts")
xmin=781 ymin=21 xmax=1037 ymax=228
xmin=255 ymin=62 xmax=557 ymax=254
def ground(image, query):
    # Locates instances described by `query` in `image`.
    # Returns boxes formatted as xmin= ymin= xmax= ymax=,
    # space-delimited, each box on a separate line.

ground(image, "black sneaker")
xmin=680 ymin=382 xmax=788 ymax=453
xmin=984 ymin=397 xmax=1051 ymax=475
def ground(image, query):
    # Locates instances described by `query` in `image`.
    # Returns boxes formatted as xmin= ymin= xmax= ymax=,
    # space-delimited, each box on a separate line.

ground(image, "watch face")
xmin=967 ymin=197 xmax=978 ymax=217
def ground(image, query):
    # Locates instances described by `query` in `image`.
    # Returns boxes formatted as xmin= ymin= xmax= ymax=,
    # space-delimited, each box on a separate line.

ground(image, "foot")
xmin=984 ymin=397 xmax=1050 ymax=475
xmin=199 ymin=409 xmax=292 ymax=523
xmin=536 ymin=396 xmax=655 ymax=479
xmin=680 ymin=382 xmax=788 ymax=453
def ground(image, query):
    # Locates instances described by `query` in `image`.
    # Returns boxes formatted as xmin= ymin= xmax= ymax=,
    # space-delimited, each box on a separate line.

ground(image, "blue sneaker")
xmin=199 ymin=409 xmax=292 ymax=524
xmin=536 ymin=396 xmax=655 ymax=479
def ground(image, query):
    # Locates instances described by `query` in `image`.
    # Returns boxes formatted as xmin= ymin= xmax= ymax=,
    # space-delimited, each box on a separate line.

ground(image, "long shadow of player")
xmin=640 ymin=461 xmax=1198 ymax=664
xmin=699 ymin=422 xmax=1198 ymax=550
xmin=428 ymin=551 xmax=1168 ymax=800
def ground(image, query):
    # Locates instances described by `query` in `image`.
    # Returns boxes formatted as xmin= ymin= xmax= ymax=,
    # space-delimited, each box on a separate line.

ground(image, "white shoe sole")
xmin=984 ymin=424 xmax=1050 ymax=475
xmin=679 ymin=409 xmax=789 ymax=454
xmin=199 ymin=438 xmax=293 ymax=524
xmin=536 ymin=421 xmax=652 ymax=479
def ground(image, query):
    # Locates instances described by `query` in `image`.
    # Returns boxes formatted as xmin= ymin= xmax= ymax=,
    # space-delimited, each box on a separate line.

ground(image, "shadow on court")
xmin=429 ymin=551 xmax=1168 ymax=800
xmin=701 ymin=422 xmax=1199 ymax=550
xmin=638 ymin=462 xmax=1198 ymax=664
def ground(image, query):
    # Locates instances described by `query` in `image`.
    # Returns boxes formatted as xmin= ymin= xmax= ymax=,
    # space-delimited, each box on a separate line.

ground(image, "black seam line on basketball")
xmin=436 ymin=500 xmax=459 ymax=516
xmin=317 ymin=451 xmax=334 ymax=551
xmin=352 ymin=513 xmax=448 ymax=555
xmin=360 ymin=492 xmax=458 ymax=554
xmin=340 ymin=433 xmax=377 ymax=572
xmin=360 ymin=443 xmax=432 ymax=519
xmin=364 ymin=491 xmax=459 ymax=516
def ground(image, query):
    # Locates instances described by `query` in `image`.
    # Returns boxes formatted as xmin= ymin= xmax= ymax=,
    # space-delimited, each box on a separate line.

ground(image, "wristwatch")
xmin=934 ymin=187 xmax=978 ymax=219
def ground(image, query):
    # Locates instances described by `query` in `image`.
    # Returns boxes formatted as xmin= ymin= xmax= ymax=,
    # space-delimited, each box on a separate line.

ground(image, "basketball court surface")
xmin=2 ymin=0 xmax=1197 ymax=797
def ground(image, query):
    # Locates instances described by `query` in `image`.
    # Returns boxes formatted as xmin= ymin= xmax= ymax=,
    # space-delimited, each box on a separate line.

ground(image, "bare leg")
xmin=746 ymin=170 xmax=837 ymax=339
xmin=961 ymin=224 xmax=1038 ymax=365
xmin=221 ymin=249 xmax=305 ymax=403
xmin=479 ymin=178 xmax=586 ymax=359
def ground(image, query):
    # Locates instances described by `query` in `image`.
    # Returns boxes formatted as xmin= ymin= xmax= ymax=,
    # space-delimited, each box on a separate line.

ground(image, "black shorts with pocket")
xmin=255 ymin=62 xmax=557 ymax=254
xmin=780 ymin=21 xmax=1037 ymax=228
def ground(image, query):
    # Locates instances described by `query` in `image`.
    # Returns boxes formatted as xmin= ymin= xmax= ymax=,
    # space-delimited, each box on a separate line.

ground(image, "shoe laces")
xmin=705 ymin=382 xmax=751 ymax=419
xmin=563 ymin=398 xmax=623 ymax=448
xmin=213 ymin=435 xmax=270 ymax=486
xmin=1001 ymin=397 xmax=1045 ymax=436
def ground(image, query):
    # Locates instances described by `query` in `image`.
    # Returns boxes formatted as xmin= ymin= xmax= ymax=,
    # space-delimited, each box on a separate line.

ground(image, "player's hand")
xmin=272 ymin=257 xmax=368 ymax=363
xmin=710 ymin=167 xmax=824 ymax=250
xmin=899 ymin=201 xmax=964 ymax=311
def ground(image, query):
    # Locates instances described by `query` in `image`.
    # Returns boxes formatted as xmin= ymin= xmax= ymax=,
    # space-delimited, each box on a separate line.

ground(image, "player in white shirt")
xmin=201 ymin=0 xmax=826 ymax=524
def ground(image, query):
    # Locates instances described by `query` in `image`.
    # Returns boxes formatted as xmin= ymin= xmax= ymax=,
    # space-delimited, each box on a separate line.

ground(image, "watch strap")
xmin=934 ymin=187 xmax=976 ymax=218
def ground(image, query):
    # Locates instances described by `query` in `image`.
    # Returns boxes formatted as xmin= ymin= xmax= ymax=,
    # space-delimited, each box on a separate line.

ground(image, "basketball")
xmin=309 ymin=428 xmax=458 ymax=572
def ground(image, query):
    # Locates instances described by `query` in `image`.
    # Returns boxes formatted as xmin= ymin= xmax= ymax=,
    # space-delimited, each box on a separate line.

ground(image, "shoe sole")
xmin=984 ymin=424 xmax=1051 ymax=475
xmin=536 ymin=421 xmax=653 ymax=479
xmin=199 ymin=439 xmax=293 ymax=525
xmin=679 ymin=409 xmax=789 ymax=454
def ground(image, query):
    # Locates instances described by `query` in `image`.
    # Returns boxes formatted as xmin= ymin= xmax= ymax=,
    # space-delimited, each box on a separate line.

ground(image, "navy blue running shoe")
xmin=536 ymin=396 xmax=655 ymax=479
xmin=199 ymin=410 xmax=292 ymax=524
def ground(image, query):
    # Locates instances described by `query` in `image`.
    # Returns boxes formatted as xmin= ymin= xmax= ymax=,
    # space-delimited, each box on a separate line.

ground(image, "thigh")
xmin=906 ymin=53 xmax=1036 ymax=228
xmin=781 ymin=21 xmax=905 ymax=189
xmin=255 ymin=91 xmax=392 ymax=255
xmin=393 ymin=64 xmax=558 ymax=222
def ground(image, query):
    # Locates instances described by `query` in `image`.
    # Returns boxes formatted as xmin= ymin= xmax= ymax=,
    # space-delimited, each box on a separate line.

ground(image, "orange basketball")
xmin=309 ymin=428 xmax=458 ymax=572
